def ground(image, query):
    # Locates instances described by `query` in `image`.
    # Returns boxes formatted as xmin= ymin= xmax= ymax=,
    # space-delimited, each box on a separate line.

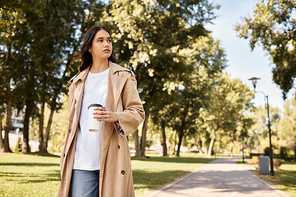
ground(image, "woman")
xmin=58 ymin=26 xmax=145 ymax=197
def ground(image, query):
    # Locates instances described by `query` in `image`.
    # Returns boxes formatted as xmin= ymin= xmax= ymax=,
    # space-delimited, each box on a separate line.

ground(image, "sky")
xmin=205 ymin=0 xmax=293 ymax=110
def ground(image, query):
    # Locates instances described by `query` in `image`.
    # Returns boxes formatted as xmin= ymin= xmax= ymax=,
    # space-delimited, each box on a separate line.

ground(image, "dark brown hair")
xmin=77 ymin=26 xmax=116 ymax=71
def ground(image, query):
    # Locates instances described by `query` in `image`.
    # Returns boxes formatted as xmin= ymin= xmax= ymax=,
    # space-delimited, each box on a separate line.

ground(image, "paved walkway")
xmin=141 ymin=157 xmax=290 ymax=197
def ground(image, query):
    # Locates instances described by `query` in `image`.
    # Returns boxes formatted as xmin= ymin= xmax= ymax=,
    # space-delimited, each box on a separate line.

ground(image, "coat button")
xmin=118 ymin=145 xmax=120 ymax=149
xmin=121 ymin=170 xmax=125 ymax=175
xmin=69 ymin=129 xmax=71 ymax=133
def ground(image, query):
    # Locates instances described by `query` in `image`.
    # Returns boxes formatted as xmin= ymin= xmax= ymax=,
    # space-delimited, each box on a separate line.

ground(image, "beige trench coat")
xmin=58 ymin=62 xmax=145 ymax=197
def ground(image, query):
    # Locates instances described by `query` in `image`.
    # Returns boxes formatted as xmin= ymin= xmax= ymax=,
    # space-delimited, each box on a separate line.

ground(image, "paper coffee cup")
xmin=88 ymin=104 xmax=103 ymax=132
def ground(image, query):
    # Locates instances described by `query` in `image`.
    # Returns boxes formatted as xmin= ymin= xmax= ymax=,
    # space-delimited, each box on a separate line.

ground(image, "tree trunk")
xmin=230 ymin=131 xmax=234 ymax=156
xmin=199 ymin=139 xmax=203 ymax=154
xmin=176 ymin=132 xmax=183 ymax=157
xmin=22 ymin=99 xmax=33 ymax=153
xmin=207 ymin=138 xmax=215 ymax=157
xmin=173 ymin=132 xmax=177 ymax=155
xmin=140 ymin=111 xmax=149 ymax=158
xmin=0 ymin=114 xmax=4 ymax=153
xmin=40 ymin=107 xmax=54 ymax=153
xmin=176 ymin=105 xmax=188 ymax=157
xmin=161 ymin=120 xmax=167 ymax=156
xmin=217 ymin=143 xmax=220 ymax=154
xmin=205 ymin=144 xmax=209 ymax=155
xmin=38 ymin=99 xmax=45 ymax=151
xmin=230 ymin=141 xmax=234 ymax=156
xmin=3 ymin=96 xmax=12 ymax=152
xmin=134 ymin=128 xmax=141 ymax=157
xmin=294 ymin=146 xmax=296 ymax=160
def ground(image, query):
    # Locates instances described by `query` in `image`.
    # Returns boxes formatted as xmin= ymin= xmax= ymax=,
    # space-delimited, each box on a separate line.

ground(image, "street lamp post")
xmin=248 ymin=77 xmax=274 ymax=176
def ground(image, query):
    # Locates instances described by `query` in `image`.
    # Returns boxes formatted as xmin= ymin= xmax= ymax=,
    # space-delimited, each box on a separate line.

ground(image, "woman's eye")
xmin=108 ymin=39 xmax=112 ymax=43
xmin=98 ymin=40 xmax=103 ymax=42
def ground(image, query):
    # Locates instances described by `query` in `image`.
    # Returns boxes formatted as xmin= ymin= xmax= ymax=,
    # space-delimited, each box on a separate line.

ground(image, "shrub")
xmin=14 ymin=136 xmax=22 ymax=152
xmin=280 ymin=147 xmax=288 ymax=160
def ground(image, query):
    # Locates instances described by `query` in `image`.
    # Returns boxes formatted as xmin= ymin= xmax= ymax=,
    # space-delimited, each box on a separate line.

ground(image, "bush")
xmin=280 ymin=147 xmax=288 ymax=160
xmin=14 ymin=136 xmax=22 ymax=152
xmin=264 ymin=147 xmax=270 ymax=156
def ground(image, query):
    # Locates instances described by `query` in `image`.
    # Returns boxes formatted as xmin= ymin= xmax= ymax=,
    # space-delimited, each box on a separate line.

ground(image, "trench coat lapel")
xmin=106 ymin=62 xmax=129 ymax=111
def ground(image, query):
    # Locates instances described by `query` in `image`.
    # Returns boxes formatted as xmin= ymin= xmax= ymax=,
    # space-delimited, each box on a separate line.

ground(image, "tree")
xmin=199 ymin=73 xmax=254 ymax=156
xmin=236 ymin=0 xmax=296 ymax=99
xmin=0 ymin=2 xmax=26 ymax=152
xmin=278 ymin=97 xmax=296 ymax=158
xmin=167 ymin=34 xmax=227 ymax=157
xmin=108 ymin=0 xmax=218 ymax=157
xmin=248 ymin=105 xmax=281 ymax=153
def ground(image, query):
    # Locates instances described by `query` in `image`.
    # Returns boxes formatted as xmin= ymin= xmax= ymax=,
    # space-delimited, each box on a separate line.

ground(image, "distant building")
xmin=11 ymin=108 xmax=24 ymax=133
xmin=11 ymin=116 xmax=24 ymax=132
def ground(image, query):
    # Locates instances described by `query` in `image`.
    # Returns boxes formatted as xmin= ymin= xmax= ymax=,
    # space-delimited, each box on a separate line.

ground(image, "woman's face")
xmin=89 ymin=30 xmax=112 ymax=60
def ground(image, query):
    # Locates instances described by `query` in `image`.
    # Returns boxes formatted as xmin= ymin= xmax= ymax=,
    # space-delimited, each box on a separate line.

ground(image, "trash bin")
xmin=258 ymin=156 xmax=269 ymax=174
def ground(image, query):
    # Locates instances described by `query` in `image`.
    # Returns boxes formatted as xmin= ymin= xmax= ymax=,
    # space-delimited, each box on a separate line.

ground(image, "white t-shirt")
xmin=73 ymin=68 xmax=109 ymax=171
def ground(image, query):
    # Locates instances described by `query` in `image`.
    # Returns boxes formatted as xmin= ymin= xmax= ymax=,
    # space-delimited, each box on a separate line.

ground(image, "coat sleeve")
xmin=114 ymin=74 xmax=145 ymax=136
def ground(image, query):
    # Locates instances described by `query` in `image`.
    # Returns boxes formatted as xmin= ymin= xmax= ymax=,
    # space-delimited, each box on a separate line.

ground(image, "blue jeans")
xmin=71 ymin=169 xmax=100 ymax=197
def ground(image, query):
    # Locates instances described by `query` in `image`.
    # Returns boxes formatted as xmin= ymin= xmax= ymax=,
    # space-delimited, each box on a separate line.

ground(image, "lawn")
xmin=0 ymin=152 xmax=215 ymax=197
xmin=238 ymin=159 xmax=296 ymax=196
xmin=0 ymin=153 xmax=60 ymax=197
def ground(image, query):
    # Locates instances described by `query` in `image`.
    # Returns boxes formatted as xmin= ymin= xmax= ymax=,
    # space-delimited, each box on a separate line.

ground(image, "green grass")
xmin=0 ymin=152 xmax=215 ymax=197
xmin=0 ymin=153 xmax=60 ymax=197
xmin=238 ymin=159 xmax=296 ymax=197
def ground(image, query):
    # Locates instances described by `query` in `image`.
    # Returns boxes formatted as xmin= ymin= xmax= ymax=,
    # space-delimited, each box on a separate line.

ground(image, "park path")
xmin=141 ymin=157 xmax=290 ymax=197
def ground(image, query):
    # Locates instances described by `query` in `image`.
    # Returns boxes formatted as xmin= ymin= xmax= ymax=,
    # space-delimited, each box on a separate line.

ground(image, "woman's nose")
xmin=104 ymin=41 xmax=110 ymax=46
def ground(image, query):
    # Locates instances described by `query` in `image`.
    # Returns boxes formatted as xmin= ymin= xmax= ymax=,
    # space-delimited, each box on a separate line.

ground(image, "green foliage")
xmin=248 ymin=105 xmax=281 ymax=153
xmin=280 ymin=147 xmax=288 ymax=160
xmin=108 ymin=0 xmax=218 ymax=107
xmin=0 ymin=0 xmax=105 ymax=152
xmin=106 ymin=0 xmax=221 ymax=156
xmin=14 ymin=135 xmax=22 ymax=152
xmin=199 ymin=72 xmax=255 ymax=154
xmin=278 ymin=97 xmax=296 ymax=151
xmin=236 ymin=0 xmax=296 ymax=99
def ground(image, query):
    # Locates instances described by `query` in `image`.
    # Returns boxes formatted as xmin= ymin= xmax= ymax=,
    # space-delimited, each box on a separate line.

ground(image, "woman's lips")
xmin=103 ymin=49 xmax=110 ymax=53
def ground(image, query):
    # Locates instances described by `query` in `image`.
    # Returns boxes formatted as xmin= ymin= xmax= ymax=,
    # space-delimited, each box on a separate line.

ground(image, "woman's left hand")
xmin=93 ymin=107 xmax=118 ymax=122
